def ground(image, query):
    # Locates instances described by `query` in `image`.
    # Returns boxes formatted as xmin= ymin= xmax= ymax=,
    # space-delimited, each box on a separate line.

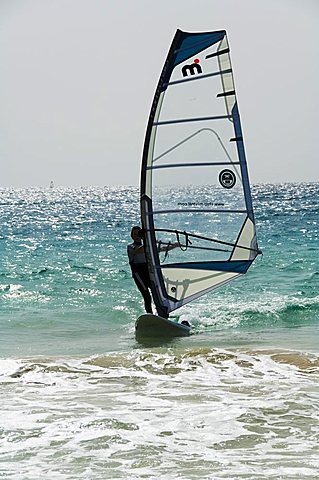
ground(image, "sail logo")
xmin=182 ymin=58 xmax=202 ymax=77
xmin=219 ymin=169 xmax=236 ymax=189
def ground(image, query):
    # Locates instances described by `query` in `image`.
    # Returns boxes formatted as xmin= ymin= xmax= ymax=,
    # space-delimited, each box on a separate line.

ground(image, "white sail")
xmin=140 ymin=30 xmax=260 ymax=316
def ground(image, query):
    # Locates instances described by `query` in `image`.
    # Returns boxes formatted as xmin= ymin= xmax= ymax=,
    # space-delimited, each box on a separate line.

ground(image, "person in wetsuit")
xmin=127 ymin=226 xmax=153 ymax=314
xmin=128 ymin=226 xmax=184 ymax=319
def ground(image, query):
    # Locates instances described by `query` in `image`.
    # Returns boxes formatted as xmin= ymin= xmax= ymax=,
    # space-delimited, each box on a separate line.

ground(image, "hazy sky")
xmin=0 ymin=0 xmax=318 ymax=187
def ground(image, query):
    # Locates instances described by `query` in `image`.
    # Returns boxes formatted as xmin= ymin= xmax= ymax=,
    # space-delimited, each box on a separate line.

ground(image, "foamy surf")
xmin=1 ymin=347 xmax=318 ymax=479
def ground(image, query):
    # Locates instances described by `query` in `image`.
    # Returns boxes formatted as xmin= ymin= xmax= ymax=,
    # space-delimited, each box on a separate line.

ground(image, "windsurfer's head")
xmin=130 ymin=226 xmax=143 ymax=242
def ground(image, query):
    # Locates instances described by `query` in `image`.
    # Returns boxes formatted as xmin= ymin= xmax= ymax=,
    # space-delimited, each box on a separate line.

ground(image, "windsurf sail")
xmin=140 ymin=29 xmax=261 ymax=317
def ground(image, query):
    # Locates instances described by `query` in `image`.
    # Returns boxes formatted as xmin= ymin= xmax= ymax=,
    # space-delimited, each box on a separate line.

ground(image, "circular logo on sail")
xmin=219 ymin=169 xmax=236 ymax=189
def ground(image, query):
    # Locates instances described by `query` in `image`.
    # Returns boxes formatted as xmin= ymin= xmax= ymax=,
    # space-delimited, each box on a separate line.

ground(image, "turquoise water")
xmin=0 ymin=183 xmax=318 ymax=479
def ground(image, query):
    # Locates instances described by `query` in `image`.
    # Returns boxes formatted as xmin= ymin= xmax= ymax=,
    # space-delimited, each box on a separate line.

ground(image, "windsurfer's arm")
xmin=158 ymin=242 xmax=179 ymax=252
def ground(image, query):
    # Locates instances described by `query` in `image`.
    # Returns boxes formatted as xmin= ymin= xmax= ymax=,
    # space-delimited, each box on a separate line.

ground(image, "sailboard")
xmin=135 ymin=314 xmax=191 ymax=338
xmin=136 ymin=29 xmax=261 ymax=337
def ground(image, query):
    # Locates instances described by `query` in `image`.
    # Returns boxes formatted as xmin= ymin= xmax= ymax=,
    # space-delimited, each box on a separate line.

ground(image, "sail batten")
xmin=147 ymin=161 xmax=241 ymax=170
xmin=206 ymin=48 xmax=230 ymax=59
xmin=140 ymin=29 xmax=260 ymax=316
xmin=154 ymin=115 xmax=231 ymax=126
xmin=150 ymin=209 xmax=248 ymax=215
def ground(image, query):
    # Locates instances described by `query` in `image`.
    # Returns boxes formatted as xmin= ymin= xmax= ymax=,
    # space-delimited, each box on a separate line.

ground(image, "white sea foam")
xmin=177 ymin=291 xmax=319 ymax=332
xmin=1 ymin=349 xmax=318 ymax=479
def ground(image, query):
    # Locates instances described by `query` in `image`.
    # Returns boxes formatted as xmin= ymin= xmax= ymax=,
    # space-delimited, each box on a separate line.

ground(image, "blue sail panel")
xmin=173 ymin=30 xmax=226 ymax=66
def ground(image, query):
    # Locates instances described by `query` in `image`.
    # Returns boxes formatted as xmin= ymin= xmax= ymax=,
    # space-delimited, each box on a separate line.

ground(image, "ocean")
xmin=0 ymin=183 xmax=318 ymax=479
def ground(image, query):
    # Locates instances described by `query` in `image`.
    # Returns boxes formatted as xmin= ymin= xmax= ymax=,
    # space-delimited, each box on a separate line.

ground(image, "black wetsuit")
xmin=127 ymin=241 xmax=153 ymax=314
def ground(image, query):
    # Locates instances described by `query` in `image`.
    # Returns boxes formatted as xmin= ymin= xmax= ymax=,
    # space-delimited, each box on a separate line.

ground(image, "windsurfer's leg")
xmin=137 ymin=266 xmax=168 ymax=318
xmin=142 ymin=291 xmax=153 ymax=314
xmin=133 ymin=272 xmax=153 ymax=314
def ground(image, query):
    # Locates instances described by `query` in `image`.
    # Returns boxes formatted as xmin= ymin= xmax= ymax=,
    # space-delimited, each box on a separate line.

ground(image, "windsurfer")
xmin=127 ymin=226 xmax=153 ymax=315
xmin=127 ymin=226 xmax=178 ymax=317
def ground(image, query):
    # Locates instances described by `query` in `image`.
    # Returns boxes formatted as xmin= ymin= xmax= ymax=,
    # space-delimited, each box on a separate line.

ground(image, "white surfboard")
xmin=135 ymin=314 xmax=191 ymax=338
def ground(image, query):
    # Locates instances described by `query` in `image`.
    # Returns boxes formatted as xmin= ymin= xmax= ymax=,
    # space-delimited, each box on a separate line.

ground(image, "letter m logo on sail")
xmin=181 ymin=59 xmax=202 ymax=77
